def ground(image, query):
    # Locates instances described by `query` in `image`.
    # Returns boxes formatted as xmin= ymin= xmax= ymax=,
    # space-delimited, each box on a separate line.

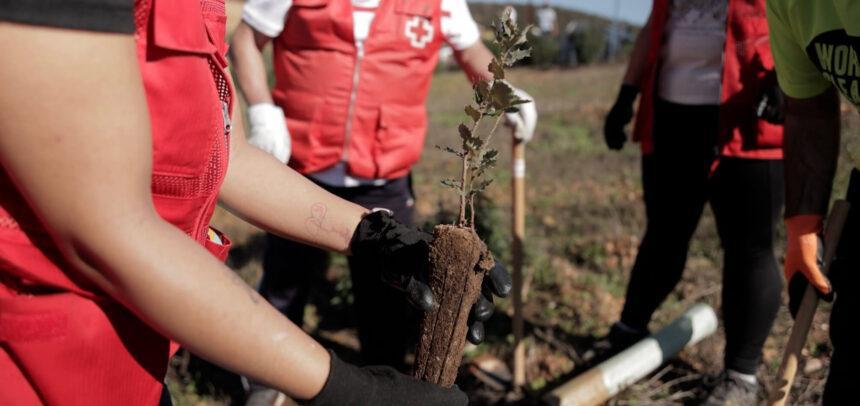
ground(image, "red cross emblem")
xmin=405 ymin=16 xmax=434 ymax=49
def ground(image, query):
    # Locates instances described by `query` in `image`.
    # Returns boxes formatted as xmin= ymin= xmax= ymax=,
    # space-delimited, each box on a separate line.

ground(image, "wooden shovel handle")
xmin=770 ymin=200 xmax=851 ymax=406
xmin=512 ymin=134 xmax=526 ymax=388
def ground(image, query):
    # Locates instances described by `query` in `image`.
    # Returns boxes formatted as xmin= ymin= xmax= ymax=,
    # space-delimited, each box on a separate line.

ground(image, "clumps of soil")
xmin=414 ymin=224 xmax=495 ymax=387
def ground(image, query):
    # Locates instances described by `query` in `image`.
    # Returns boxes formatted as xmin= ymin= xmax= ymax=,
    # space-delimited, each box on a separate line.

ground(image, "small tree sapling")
xmin=413 ymin=11 xmax=532 ymax=387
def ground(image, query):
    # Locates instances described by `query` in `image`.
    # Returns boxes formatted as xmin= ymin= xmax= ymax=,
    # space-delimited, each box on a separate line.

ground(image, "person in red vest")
xmin=599 ymin=1 xmax=785 ymax=403
xmin=229 ymin=0 xmax=537 ymax=381
xmin=0 ymin=1 xmax=510 ymax=404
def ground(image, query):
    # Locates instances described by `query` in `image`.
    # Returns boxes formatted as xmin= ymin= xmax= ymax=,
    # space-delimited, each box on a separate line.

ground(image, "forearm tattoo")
xmin=306 ymin=203 xmax=352 ymax=245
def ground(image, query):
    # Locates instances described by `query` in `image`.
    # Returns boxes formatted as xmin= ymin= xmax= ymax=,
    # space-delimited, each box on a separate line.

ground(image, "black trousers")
xmin=823 ymin=169 xmax=860 ymax=405
xmin=258 ymin=176 xmax=415 ymax=370
xmin=619 ymin=99 xmax=784 ymax=375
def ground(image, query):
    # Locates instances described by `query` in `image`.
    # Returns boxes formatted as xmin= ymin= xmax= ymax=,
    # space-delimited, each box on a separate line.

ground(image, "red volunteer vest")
xmin=0 ymin=0 xmax=233 ymax=403
xmin=633 ymin=0 xmax=783 ymax=160
xmin=272 ymin=0 xmax=443 ymax=179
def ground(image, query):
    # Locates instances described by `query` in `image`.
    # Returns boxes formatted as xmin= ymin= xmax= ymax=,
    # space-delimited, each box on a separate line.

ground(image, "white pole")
xmin=544 ymin=303 xmax=719 ymax=406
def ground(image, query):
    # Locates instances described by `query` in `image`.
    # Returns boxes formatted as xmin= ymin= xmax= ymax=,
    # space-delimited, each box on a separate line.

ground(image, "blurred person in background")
xmin=230 ymin=0 xmax=536 ymax=402
xmin=536 ymin=1 xmax=557 ymax=36
xmin=558 ymin=20 xmax=579 ymax=67
xmin=767 ymin=1 xmax=859 ymax=403
xmin=600 ymin=0 xmax=785 ymax=404
xmin=0 ymin=0 xmax=511 ymax=404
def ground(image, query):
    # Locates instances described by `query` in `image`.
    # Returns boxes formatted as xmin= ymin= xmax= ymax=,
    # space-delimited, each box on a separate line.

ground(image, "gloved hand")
xmin=303 ymin=351 xmax=467 ymax=406
xmin=785 ymin=214 xmax=834 ymax=316
xmin=504 ymin=87 xmax=537 ymax=143
xmin=603 ymin=84 xmax=639 ymax=151
xmin=350 ymin=210 xmax=512 ymax=344
xmin=467 ymin=262 xmax=511 ymax=344
xmin=247 ymin=103 xmax=291 ymax=163
xmin=756 ymin=82 xmax=786 ymax=124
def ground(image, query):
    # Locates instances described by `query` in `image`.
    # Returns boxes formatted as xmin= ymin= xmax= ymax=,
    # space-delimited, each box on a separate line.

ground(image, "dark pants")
xmin=259 ymin=176 xmax=415 ymax=370
xmin=823 ymin=169 xmax=860 ymax=405
xmin=619 ymin=99 xmax=784 ymax=375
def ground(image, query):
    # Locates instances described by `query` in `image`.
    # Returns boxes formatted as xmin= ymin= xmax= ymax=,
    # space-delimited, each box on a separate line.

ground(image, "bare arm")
xmin=453 ymin=41 xmax=494 ymax=84
xmin=0 ymin=23 xmax=329 ymax=400
xmin=622 ymin=16 xmax=652 ymax=87
xmin=783 ymin=87 xmax=842 ymax=217
xmin=219 ymin=108 xmax=367 ymax=254
xmin=229 ymin=22 xmax=275 ymax=105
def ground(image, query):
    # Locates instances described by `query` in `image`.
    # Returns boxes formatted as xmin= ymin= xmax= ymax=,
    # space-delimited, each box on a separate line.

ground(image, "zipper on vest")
xmin=342 ymin=41 xmax=365 ymax=161
xmin=221 ymin=101 xmax=232 ymax=140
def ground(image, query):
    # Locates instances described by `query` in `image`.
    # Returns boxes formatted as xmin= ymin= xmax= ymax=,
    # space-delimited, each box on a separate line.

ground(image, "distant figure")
xmin=605 ymin=23 xmax=622 ymax=61
xmin=558 ymin=20 xmax=579 ymax=67
xmin=599 ymin=0 xmax=786 ymax=404
xmin=536 ymin=1 xmax=557 ymax=36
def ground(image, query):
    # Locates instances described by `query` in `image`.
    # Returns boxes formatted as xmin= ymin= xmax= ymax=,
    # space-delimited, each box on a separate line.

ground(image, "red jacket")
xmin=633 ymin=0 xmax=783 ymax=159
xmin=272 ymin=0 xmax=443 ymax=179
xmin=0 ymin=0 xmax=233 ymax=403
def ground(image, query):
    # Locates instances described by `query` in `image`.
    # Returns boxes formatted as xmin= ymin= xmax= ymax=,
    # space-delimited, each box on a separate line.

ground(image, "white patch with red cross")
xmin=404 ymin=16 xmax=434 ymax=49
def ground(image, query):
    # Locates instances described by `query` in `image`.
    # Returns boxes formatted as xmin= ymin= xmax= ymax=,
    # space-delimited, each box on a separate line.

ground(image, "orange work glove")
xmin=784 ymin=214 xmax=832 ymax=296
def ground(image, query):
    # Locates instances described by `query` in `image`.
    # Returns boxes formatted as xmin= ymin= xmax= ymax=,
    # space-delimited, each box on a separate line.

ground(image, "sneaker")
xmin=587 ymin=322 xmax=649 ymax=364
xmin=701 ymin=371 xmax=759 ymax=406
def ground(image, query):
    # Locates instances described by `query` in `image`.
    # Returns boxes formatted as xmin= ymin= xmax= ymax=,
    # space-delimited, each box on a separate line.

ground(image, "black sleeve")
xmin=783 ymin=87 xmax=841 ymax=218
xmin=0 ymin=0 xmax=134 ymax=34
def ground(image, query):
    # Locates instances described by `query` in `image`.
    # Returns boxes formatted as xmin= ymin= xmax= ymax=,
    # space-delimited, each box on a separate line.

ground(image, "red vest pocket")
xmin=151 ymin=0 xmax=215 ymax=55
xmin=373 ymin=104 xmax=427 ymax=178
xmin=203 ymin=226 xmax=233 ymax=262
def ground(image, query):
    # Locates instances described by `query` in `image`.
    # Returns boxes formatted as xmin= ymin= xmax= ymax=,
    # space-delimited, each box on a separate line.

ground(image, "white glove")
xmin=247 ymin=103 xmax=291 ymax=164
xmin=504 ymin=87 xmax=537 ymax=143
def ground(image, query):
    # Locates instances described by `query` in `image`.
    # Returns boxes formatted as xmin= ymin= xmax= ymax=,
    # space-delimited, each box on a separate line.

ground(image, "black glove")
xmin=756 ymin=81 xmax=786 ymax=124
xmin=603 ymin=84 xmax=639 ymax=151
xmin=350 ymin=210 xmax=512 ymax=344
xmin=467 ymin=262 xmax=512 ymax=344
xmin=303 ymin=351 xmax=468 ymax=406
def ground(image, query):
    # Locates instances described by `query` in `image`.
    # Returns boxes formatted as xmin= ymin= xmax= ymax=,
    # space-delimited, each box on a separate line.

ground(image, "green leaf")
xmin=492 ymin=16 xmax=513 ymax=46
xmin=441 ymin=178 xmax=462 ymax=190
xmin=436 ymin=144 xmax=465 ymax=157
xmin=505 ymin=48 xmax=532 ymax=66
xmin=474 ymin=81 xmax=491 ymax=104
xmin=481 ymin=149 xmax=499 ymax=167
xmin=465 ymin=135 xmax=484 ymax=151
xmin=470 ymin=178 xmax=494 ymax=195
xmin=514 ymin=25 xmax=532 ymax=47
xmin=488 ymin=59 xmax=505 ymax=80
xmin=458 ymin=123 xmax=471 ymax=140
xmin=464 ymin=105 xmax=481 ymax=122
xmin=490 ymin=80 xmax=516 ymax=110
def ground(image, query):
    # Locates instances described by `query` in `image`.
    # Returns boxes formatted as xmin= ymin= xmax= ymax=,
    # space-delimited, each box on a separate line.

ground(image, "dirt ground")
xmin=165 ymin=63 xmax=860 ymax=405
xmin=166 ymin=3 xmax=859 ymax=404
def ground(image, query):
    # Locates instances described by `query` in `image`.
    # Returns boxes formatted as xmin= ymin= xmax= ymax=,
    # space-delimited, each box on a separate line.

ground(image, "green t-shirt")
xmin=766 ymin=0 xmax=860 ymax=106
